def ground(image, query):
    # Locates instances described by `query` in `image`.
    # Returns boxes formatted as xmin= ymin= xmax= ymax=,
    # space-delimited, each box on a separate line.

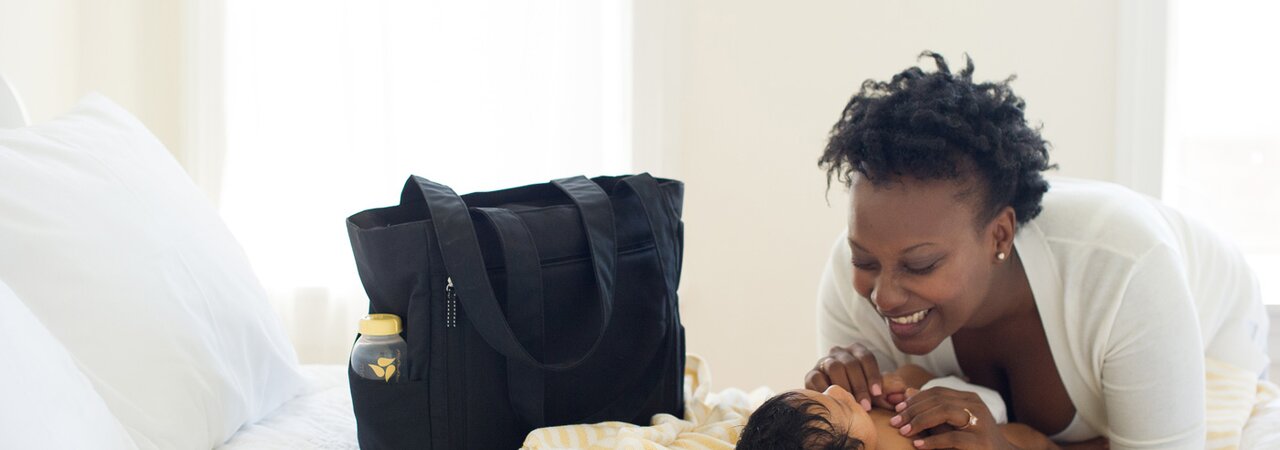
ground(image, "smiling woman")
xmin=810 ymin=52 xmax=1271 ymax=450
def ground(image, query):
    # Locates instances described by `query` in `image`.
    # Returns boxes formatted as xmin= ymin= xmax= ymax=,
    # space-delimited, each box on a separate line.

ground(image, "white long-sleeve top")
xmin=817 ymin=177 xmax=1269 ymax=450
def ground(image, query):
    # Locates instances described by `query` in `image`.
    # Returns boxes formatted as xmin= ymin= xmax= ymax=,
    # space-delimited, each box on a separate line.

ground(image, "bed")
xmin=231 ymin=363 xmax=1280 ymax=449
xmin=2 ymin=73 xmax=1280 ymax=449
xmin=217 ymin=365 xmax=358 ymax=449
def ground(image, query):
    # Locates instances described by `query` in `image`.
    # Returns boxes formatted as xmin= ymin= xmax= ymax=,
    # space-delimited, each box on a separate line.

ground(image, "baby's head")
xmin=738 ymin=385 xmax=878 ymax=450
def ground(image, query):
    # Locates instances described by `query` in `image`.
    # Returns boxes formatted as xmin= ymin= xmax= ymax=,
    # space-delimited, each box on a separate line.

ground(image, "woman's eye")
xmin=905 ymin=261 xmax=938 ymax=274
xmin=852 ymin=261 xmax=879 ymax=271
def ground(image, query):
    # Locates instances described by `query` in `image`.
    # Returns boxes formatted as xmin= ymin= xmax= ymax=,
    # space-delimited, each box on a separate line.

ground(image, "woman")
xmin=807 ymin=52 xmax=1269 ymax=449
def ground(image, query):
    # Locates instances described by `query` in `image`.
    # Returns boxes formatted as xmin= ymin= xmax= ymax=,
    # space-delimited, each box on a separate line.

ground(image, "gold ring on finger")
xmin=956 ymin=408 xmax=978 ymax=430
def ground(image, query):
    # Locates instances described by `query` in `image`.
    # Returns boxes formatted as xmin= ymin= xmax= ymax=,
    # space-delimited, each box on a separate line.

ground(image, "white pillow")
xmin=0 ymin=278 xmax=137 ymax=449
xmin=0 ymin=94 xmax=304 ymax=449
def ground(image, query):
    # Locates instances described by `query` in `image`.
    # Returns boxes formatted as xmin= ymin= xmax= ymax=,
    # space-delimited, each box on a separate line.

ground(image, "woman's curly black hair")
xmin=819 ymin=51 xmax=1056 ymax=226
xmin=737 ymin=392 xmax=864 ymax=450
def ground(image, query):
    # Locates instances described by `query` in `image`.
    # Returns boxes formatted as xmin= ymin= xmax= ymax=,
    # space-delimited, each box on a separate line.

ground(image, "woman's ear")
xmin=988 ymin=206 xmax=1017 ymax=262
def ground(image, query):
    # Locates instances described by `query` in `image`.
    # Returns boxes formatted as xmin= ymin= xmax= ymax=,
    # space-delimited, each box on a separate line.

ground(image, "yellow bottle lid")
xmin=359 ymin=314 xmax=402 ymax=336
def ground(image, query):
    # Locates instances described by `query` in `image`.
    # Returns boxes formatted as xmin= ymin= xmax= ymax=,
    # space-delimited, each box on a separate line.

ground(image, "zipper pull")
xmin=445 ymin=277 xmax=457 ymax=328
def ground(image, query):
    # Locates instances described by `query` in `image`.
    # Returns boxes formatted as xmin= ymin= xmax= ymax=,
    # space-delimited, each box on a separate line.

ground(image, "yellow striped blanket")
xmin=522 ymin=356 xmax=1278 ymax=449
xmin=522 ymin=354 xmax=768 ymax=450
xmin=1205 ymin=358 xmax=1278 ymax=450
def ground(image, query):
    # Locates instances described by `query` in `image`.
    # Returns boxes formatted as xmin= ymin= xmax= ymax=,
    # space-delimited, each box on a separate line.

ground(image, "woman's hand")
xmin=805 ymin=343 xmax=884 ymax=411
xmin=890 ymin=386 xmax=1012 ymax=449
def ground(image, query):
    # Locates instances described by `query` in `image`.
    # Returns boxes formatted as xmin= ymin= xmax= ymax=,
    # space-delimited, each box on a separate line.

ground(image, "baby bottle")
xmin=351 ymin=314 xmax=407 ymax=382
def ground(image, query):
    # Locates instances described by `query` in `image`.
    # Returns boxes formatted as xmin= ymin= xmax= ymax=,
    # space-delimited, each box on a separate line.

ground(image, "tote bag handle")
xmin=468 ymin=174 xmax=681 ymax=427
xmin=403 ymin=175 xmax=633 ymax=372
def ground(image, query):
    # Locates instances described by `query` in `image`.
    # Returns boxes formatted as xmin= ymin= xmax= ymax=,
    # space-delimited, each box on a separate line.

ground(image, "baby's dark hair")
xmin=737 ymin=392 xmax=864 ymax=450
xmin=819 ymin=51 xmax=1056 ymax=226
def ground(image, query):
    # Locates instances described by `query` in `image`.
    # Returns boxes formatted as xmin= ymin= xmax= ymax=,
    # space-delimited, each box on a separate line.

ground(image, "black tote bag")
xmin=345 ymin=173 xmax=685 ymax=449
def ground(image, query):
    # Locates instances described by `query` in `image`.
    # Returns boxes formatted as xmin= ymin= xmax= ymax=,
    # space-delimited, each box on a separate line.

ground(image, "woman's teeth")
xmin=888 ymin=309 xmax=930 ymax=325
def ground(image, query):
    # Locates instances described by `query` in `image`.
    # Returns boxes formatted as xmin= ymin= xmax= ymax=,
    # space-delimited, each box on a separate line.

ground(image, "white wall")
xmin=0 ymin=0 xmax=183 ymax=156
xmin=662 ymin=0 xmax=1122 ymax=391
xmin=4 ymin=0 xmax=1134 ymax=392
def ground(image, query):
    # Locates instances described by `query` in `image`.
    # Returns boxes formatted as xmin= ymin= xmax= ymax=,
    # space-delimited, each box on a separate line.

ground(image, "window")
xmin=219 ymin=0 xmax=632 ymax=360
xmin=1164 ymin=0 xmax=1280 ymax=304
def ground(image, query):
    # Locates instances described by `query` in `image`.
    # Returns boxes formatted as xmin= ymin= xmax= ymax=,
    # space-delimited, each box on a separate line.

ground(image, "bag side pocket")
xmin=349 ymin=364 xmax=432 ymax=449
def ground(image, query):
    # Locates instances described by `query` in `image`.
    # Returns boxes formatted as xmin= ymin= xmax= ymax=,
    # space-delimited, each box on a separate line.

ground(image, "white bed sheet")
xmin=1241 ymin=387 xmax=1280 ymax=448
xmin=217 ymin=365 xmax=1280 ymax=449
xmin=218 ymin=365 xmax=357 ymax=449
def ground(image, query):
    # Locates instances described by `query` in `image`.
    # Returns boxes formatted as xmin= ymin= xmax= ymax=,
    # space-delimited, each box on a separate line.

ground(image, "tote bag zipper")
xmin=445 ymin=277 xmax=458 ymax=328
xmin=441 ymin=275 xmax=465 ymax=447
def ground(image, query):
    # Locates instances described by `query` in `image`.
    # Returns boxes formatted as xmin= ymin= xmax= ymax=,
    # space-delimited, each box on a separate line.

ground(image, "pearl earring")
xmin=997 ymin=252 xmax=1007 ymax=261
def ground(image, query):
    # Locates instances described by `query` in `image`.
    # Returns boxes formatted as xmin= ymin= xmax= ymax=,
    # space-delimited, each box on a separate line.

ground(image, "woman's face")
xmin=847 ymin=175 xmax=1002 ymax=355
xmin=793 ymin=385 xmax=878 ymax=449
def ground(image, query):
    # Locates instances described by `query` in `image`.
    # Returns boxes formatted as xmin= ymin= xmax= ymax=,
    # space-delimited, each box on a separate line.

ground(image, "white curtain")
xmin=218 ymin=0 xmax=632 ymax=363
xmin=1165 ymin=0 xmax=1280 ymax=304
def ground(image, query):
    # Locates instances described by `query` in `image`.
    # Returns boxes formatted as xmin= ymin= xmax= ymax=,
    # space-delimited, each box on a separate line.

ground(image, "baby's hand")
xmin=876 ymin=372 xmax=910 ymax=409
xmin=876 ymin=363 xmax=933 ymax=410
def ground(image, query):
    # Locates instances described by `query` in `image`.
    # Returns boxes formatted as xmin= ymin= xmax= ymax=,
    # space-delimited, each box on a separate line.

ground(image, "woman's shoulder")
xmin=1017 ymin=177 xmax=1197 ymax=319
xmin=1029 ymin=176 xmax=1181 ymax=261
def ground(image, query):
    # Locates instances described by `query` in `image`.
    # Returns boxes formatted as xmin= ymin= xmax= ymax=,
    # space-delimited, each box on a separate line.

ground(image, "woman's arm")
xmin=1100 ymin=245 xmax=1205 ymax=449
xmin=872 ymin=409 xmax=1105 ymax=450
xmin=998 ymin=423 xmax=1060 ymax=450
xmin=1000 ymin=426 xmax=1110 ymax=450
xmin=880 ymin=367 xmax=1112 ymax=450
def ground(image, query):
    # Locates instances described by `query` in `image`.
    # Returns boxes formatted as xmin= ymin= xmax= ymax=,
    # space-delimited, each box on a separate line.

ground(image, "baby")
xmin=737 ymin=364 xmax=1095 ymax=450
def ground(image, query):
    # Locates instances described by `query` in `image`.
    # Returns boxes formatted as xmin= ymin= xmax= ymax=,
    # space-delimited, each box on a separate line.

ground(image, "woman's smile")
xmin=882 ymin=307 xmax=933 ymax=338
